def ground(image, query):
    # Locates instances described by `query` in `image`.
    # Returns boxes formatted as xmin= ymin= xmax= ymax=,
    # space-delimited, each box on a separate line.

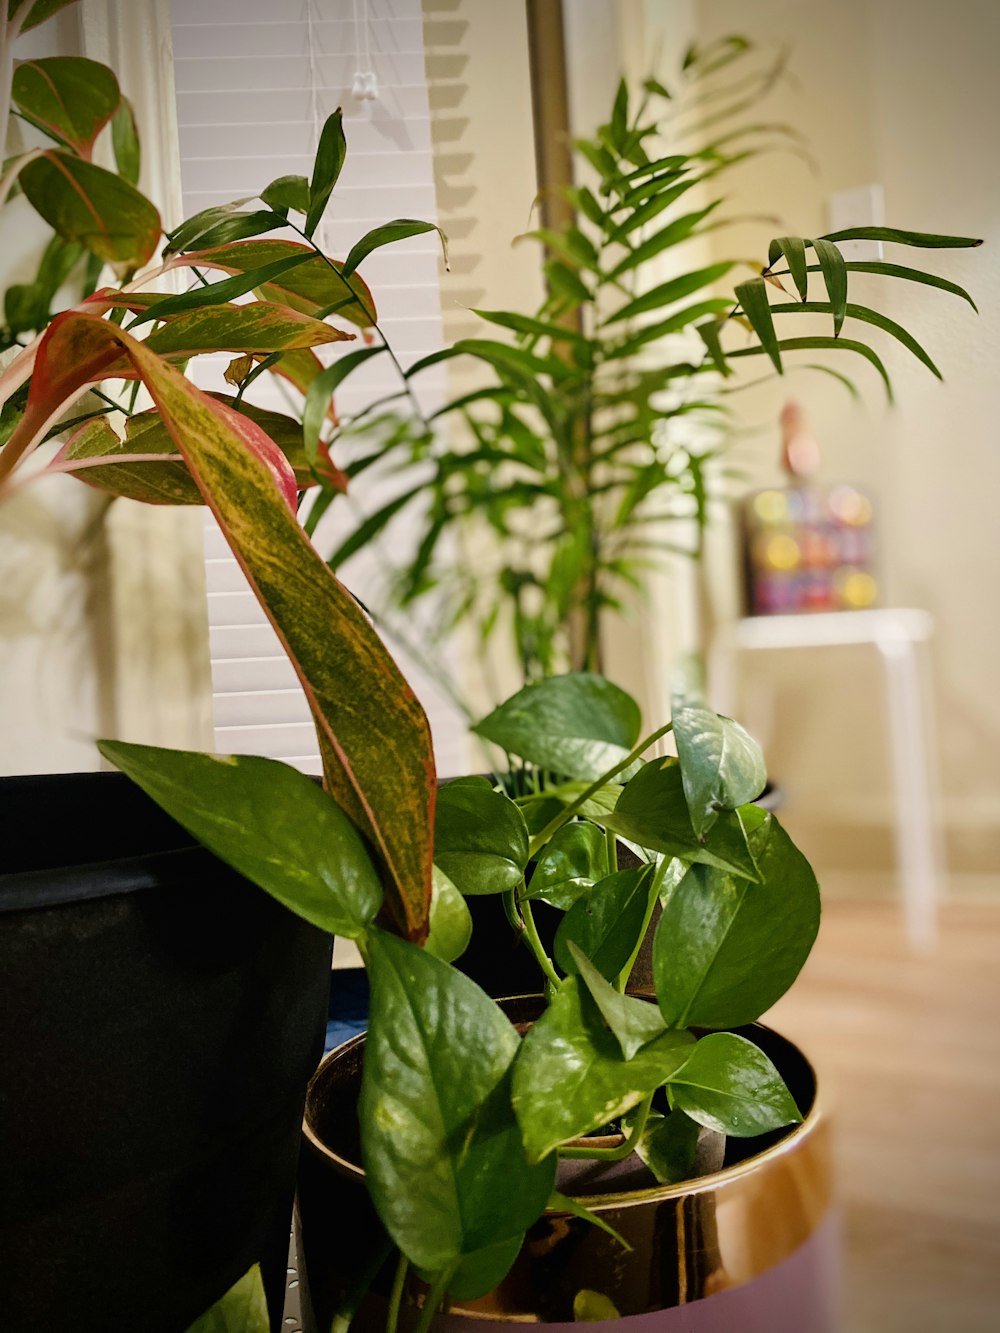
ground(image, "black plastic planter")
xmin=0 ymin=771 xmax=333 ymax=1333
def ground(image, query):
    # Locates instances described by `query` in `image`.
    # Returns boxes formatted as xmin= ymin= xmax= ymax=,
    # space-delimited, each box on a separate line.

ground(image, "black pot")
xmin=0 ymin=771 xmax=333 ymax=1333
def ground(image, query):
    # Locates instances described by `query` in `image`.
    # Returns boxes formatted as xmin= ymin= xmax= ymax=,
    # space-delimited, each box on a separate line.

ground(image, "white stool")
xmin=710 ymin=609 xmax=943 ymax=953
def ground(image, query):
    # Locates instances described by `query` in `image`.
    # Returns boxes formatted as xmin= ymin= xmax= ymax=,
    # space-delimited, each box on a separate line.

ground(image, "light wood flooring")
xmin=767 ymin=893 xmax=1000 ymax=1332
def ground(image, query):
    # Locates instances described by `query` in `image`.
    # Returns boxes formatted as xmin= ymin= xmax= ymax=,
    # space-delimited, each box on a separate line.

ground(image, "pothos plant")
xmin=100 ymin=663 xmax=818 ymax=1330
xmin=309 ymin=42 xmax=980 ymax=686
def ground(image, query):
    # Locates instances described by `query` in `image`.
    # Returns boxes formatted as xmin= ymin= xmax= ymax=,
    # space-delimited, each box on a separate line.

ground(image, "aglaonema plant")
xmin=100 ymin=662 xmax=819 ymax=1329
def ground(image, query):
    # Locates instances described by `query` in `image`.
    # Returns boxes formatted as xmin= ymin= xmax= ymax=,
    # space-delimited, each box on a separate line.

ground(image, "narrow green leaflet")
xmin=554 ymin=868 xmax=653 ymax=981
xmin=605 ymin=262 xmax=734 ymax=325
xmin=341 ymin=219 xmax=445 ymax=279
xmin=130 ymin=252 xmax=317 ymax=325
xmin=425 ymin=867 xmax=473 ymax=962
xmin=767 ymin=235 xmax=808 ymax=301
xmin=96 ymin=744 xmax=382 ymax=939
xmin=769 ymin=300 xmax=942 ymax=377
xmin=607 ymin=203 xmax=720 ymax=280
xmin=306 ymin=107 xmax=346 ymax=238
xmin=811 ymin=238 xmax=847 ymax=335
xmin=629 ymin=1108 xmax=702 ymax=1185
xmin=434 ymin=781 xmax=529 ymax=896
xmin=302 ymin=345 xmax=384 ymax=461
xmin=548 ymin=1192 xmax=632 ymax=1252
xmin=670 ymin=663 xmax=766 ymax=835
xmin=842 ymin=260 xmax=977 ymax=311
xmin=653 ymin=812 xmax=820 ymax=1029
xmin=12 ymin=56 xmax=120 ymax=158
xmin=667 ymin=1033 xmax=801 ymax=1137
xmin=360 ymin=932 xmax=555 ymax=1292
xmin=600 ymin=760 xmax=761 ymax=882
xmin=183 ymin=1264 xmax=269 ymax=1333
xmin=735 ymin=277 xmax=781 ymax=372
xmin=473 ymin=308 xmax=590 ymax=346
xmin=524 ymin=821 xmax=609 ymax=909
xmin=726 ymin=335 xmax=894 ymax=403
xmin=511 ymin=976 xmax=694 ymax=1162
xmin=473 ymin=672 xmax=642 ymax=782
xmin=819 ymin=225 xmax=983 ymax=250
xmin=18 ymin=150 xmax=161 ymax=267
xmin=569 ymin=944 xmax=667 ymax=1059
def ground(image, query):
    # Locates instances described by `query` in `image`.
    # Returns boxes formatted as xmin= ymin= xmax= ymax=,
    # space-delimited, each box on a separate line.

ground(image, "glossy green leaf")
xmin=302 ymin=345 xmax=384 ymax=461
xmin=512 ymin=976 xmax=694 ymax=1162
xmin=735 ymin=277 xmax=781 ymax=373
xmin=630 ymin=1108 xmax=701 ymax=1185
xmin=341 ymin=218 xmax=444 ymax=278
xmin=61 ymin=416 xmax=199 ymax=504
xmin=18 ymin=150 xmax=160 ymax=267
xmin=96 ymin=743 xmax=382 ymax=938
xmin=569 ymin=944 xmax=666 ymax=1059
xmin=12 ymin=56 xmax=119 ymax=157
xmin=605 ymin=262 xmax=734 ymax=325
xmin=811 ymin=238 xmax=848 ymax=336
xmin=360 ymin=931 xmax=555 ymax=1288
xmin=573 ymin=1292 xmax=622 ymax=1323
xmin=554 ymin=868 xmax=653 ymax=980
xmin=601 ymin=760 xmax=761 ymax=881
xmin=425 ymin=866 xmax=473 ymax=962
xmin=696 ymin=315 xmax=732 ymax=376
xmin=667 ymin=1033 xmax=801 ymax=1137
xmin=131 ymin=252 xmax=317 ymax=324
xmin=767 ymin=235 xmax=808 ymax=301
xmin=434 ymin=780 xmax=529 ymax=896
xmin=524 ymin=821 xmax=608 ymax=909
xmin=473 ymin=308 xmax=589 ymax=346
xmin=261 ymin=173 xmax=310 ymax=214
xmin=111 ymin=96 xmax=139 ymax=184
xmin=306 ymin=107 xmax=346 ymax=238
xmin=820 ymin=225 xmax=983 ymax=250
xmin=142 ymin=302 xmax=349 ymax=359
xmin=473 ymin=673 xmax=642 ymax=783
xmin=670 ymin=663 xmax=766 ymax=835
xmin=770 ymin=300 xmax=942 ymax=377
xmin=653 ymin=811 xmax=819 ymax=1029
xmin=165 ymin=199 xmax=260 ymax=253
xmin=184 ymin=1263 xmax=269 ymax=1333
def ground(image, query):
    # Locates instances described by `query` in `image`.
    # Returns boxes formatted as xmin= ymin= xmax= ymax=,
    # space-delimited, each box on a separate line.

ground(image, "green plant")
xmin=101 ymin=664 xmax=818 ymax=1328
xmin=312 ymin=47 xmax=980 ymax=686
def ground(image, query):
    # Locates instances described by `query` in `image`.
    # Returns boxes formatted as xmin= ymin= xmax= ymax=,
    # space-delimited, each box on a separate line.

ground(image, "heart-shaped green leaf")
xmin=569 ymin=944 xmax=667 ymax=1059
xmin=361 ymin=931 xmax=555 ymax=1291
xmin=667 ymin=1033 xmax=801 ymax=1137
xmin=554 ymin=867 xmax=653 ymax=980
xmin=600 ymin=760 xmax=761 ymax=882
xmin=653 ymin=811 xmax=819 ymax=1029
xmin=512 ymin=977 xmax=693 ymax=1161
xmin=434 ymin=781 xmax=529 ymax=895
xmin=628 ymin=1108 xmax=702 ymax=1185
xmin=96 ymin=743 xmax=382 ymax=938
xmin=13 ymin=56 xmax=120 ymax=158
xmin=425 ymin=867 xmax=473 ymax=962
xmin=473 ymin=673 xmax=642 ymax=782
xmin=671 ymin=663 xmax=766 ymax=836
xmin=525 ymin=820 xmax=609 ymax=909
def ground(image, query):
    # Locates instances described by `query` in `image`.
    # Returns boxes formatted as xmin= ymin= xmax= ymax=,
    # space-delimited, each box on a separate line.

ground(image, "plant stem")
xmin=384 ymin=1252 xmax=409 ymax=1333
xmin=329 ymin=1235 xmax=395 ymax=1333
xmin=527 ymin=721 xmax=674 ymax=859
xmin=412 ymin=1265 xmax=454 ymax=1333
xmin=517 ymin=890 xmax=561 ymax=989
xmin=604 ymin=824 xmax=618 ymax=875
xmin=558 ymin=1093 xmax=654 ymax=1161
xmin=615 ymin=858 xmax=669 ymax=993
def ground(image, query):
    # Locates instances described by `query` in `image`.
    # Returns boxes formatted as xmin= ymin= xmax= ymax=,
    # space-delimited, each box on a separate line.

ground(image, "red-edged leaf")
xmin=177 ymin=239 xmax=377 ymax=328
xmin=18 ymin=150 xmax=160 ymax=268
xmin=12 ymin=56 xmax=120 ymax=158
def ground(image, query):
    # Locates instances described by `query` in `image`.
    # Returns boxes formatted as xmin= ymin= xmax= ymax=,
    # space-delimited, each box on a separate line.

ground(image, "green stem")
xmin=329 ymin=1235 xmax=394 ymax=1333
xmin=384 ymin=1252 xmax=409 ymax=1333
xmin=604 ymin=824 xmax=618 ymax=875
xmin=558 ymin=1093 xmax=654 ymax=1161
xmin=413 ymin=1265 xmax=454 ymax=1333
xmin=527 ymin=721 xmax=674 ymax=859
xmin=615 ymin=858 xmax=669 ymax=993
xmin=517 ymin=889 xmax=561 ymax=990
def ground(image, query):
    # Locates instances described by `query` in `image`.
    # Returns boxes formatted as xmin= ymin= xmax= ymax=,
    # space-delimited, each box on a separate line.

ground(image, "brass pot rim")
xmin=302 ymin=1006 xmax=823 ymax=1213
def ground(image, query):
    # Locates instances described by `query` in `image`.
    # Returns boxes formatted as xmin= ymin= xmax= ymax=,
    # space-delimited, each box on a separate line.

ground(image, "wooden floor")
xmin=767 ymin=895 xmax=1000 ymax=1332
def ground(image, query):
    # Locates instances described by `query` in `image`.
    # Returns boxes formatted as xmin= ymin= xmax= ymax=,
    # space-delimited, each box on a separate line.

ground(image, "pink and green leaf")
xmin=12 ymin=56 xmax=120 ymax=158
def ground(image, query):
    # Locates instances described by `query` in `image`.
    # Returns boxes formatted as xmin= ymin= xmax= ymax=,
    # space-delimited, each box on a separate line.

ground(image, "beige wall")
xmin=680 ymin=0 xmax=1000 ymax=872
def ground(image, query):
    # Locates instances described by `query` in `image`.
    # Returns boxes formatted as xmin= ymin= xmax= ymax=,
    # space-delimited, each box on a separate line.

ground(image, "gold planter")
xmin=297 ymin=1001 xmax=837 ymax=1333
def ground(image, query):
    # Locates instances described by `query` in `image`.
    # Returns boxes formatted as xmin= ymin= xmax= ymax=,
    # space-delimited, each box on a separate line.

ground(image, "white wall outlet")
xmin=827 ymin=184 xmax=886 ymax=260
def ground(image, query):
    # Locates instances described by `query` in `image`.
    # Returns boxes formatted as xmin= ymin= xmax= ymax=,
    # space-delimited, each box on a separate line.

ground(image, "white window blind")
xmin=171 ymin=0 xmax=467 ymax=778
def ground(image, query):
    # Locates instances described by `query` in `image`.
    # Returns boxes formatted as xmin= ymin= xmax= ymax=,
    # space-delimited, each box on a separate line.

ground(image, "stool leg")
xmin=877 ymin=637 xmax=939 ymax=953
